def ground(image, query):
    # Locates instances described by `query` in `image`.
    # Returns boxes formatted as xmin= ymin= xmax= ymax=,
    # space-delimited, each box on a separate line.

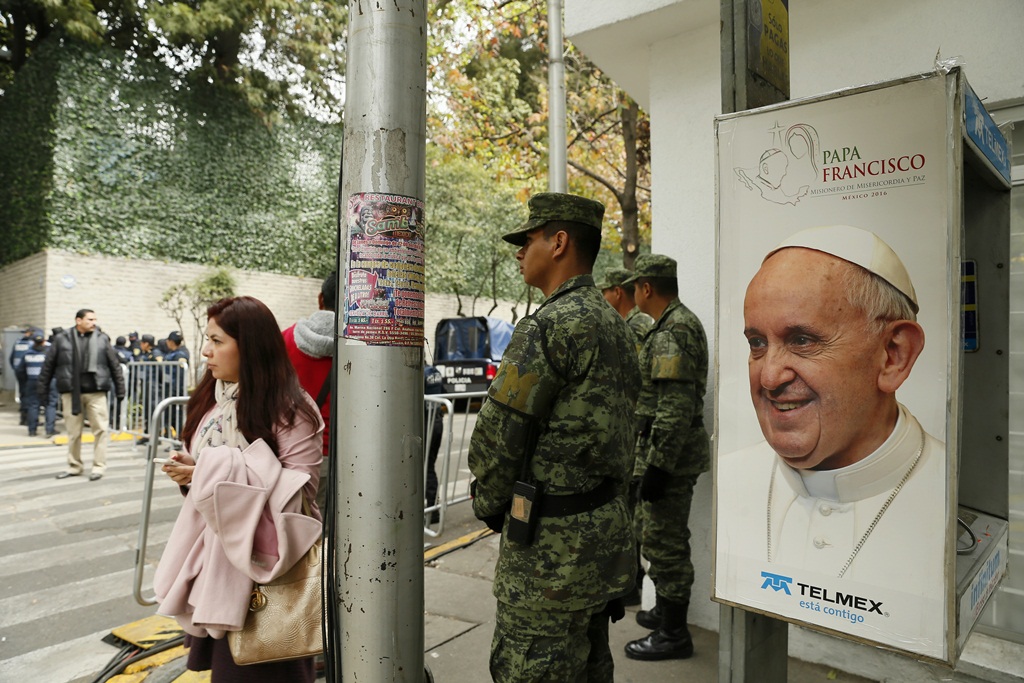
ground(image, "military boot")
xmin=624 ymin=598 xmax=694 ymax=661
xmin=634 ymin=590 xmax=662 ymax=629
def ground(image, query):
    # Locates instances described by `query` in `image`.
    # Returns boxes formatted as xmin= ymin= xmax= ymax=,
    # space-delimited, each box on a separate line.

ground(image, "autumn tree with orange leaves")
xmin=427 ymin=0 xmax=651 ymax=269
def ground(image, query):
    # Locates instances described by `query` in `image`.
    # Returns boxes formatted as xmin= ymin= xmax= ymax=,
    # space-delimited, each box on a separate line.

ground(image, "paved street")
xmin=0 ymin=434 xmax=175 ymax=681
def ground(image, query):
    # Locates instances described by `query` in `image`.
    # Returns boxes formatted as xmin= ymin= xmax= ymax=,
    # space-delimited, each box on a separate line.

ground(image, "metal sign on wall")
xmin=746 ymin=0 xmax=790 ymax=97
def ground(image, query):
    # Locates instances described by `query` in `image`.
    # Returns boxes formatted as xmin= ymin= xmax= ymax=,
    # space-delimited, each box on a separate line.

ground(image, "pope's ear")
xmin=878 ymin=320 xmax=925 ymax=394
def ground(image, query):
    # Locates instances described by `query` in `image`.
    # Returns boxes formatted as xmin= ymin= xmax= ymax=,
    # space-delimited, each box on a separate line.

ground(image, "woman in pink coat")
xmin=155 ymin=296 xmax=324 ymax=682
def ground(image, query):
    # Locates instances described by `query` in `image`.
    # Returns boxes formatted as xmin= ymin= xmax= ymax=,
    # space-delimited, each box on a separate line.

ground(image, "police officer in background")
xmin=162 ymin=331 xmax=190 ymax=438
xmin=132 ymin=334 xmax=163 ymax=441
xmin=468 ymin=192 xmax=641 ymax=682
xmin=163 ymin=331 xmax=190 ymax=363
xmin=113 ymin=336 xmax=133 ymax=365
xmin=622 ymin=254 xmax=710 ymax=661
xmin=9 ymin=326 xmax=34 ymax=425
xmin=16 ymin=331 xmax=55 ymax=437
xmin=137 ymin=334 xmax=163 ymax=362
xmin=127 ymin=331 xmax=141 ymax=358
xmin=424 ymin=363 xmax=444 ymax=525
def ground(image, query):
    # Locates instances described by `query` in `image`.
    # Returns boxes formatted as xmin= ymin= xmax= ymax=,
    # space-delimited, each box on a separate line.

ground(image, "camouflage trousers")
xmin=490 ymin=601 xmax=613 ymax=683
xmin=637 ymin=474 xmax=699 ymax=603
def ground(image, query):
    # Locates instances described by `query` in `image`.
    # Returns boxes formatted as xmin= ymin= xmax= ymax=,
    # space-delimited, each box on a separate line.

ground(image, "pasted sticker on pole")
xmin=344 ymin=192 xmax=425 ymax=346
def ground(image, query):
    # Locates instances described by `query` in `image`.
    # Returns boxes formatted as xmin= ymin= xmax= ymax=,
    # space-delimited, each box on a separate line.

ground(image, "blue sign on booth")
xmin=964 ymin=84 xmax=1011 ymax=184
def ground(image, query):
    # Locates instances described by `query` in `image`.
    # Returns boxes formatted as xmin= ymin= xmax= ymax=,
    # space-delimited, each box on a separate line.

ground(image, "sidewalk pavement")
xmin=0 ymin=389 xmax=134 ymax=451
xmin=424 ymin=529 xmax=873 ymax=683
xmin=0 ymin=390 xmax=872 ymax=682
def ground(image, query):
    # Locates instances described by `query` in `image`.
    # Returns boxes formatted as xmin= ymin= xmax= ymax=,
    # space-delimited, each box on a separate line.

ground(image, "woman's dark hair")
xmin=181 ymin=296 xmax=320 ymax=453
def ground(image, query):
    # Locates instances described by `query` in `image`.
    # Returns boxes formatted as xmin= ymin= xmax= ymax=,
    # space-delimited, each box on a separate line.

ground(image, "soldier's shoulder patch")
xmin=486 ymin=318 xmax=563 ymax=416
xmin=650 ymin=353 xmax=686 ymax=380
xmin=487 ymin=359 xmax=546 ymax=414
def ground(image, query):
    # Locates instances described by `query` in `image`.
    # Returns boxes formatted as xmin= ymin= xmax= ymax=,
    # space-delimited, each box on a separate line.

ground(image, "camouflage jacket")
xmin=633 ymin=298 xmax=710 ymax=477
xmin=625 ymin=306 xmax=654 ymax=355
xmin=469 ymin=274 xmax=641 ymax=611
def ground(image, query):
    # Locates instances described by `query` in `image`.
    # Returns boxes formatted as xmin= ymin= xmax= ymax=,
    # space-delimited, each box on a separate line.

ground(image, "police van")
xmin=433 ymin=317 xmax=514 ymax=396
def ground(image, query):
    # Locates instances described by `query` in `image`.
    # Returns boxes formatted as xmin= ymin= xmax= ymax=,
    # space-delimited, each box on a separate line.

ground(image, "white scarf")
xmin=193 ymin=380 xmax=249 ymax=458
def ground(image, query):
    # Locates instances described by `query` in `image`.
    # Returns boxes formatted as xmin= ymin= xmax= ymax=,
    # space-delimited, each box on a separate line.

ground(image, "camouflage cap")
xmin=622 ymin=254 xmax=677 ymax=284
xmin=596 ymin=267 xmax=634 ymax=290
xmin=501 ymin=192 xmax=605 ymax=246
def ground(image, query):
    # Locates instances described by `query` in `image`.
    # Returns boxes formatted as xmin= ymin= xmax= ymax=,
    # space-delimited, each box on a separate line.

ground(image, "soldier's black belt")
xmin=537 ymin=478 xmax=617 ymax=518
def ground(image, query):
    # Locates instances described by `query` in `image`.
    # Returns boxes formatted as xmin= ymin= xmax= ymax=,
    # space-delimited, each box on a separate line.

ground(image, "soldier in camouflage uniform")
xmin=597 ymin=267 xmax=654 ymax=353
xmin=622 ymin=254 xmax=710 ymax=661
xmin=468 ymin=192 xmax=641 ymax=682
xmin=597 ymin=266 xmax=652 ymax=606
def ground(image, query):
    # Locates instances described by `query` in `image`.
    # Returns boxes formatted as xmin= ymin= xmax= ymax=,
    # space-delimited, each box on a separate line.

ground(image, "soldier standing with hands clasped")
xmin=468 ymin=192 xmax=641 ymax=682
xmin=598 ymin=266 xmax=653 ymax=606
xmin=622 ymin=254 xmax=710 ymax=661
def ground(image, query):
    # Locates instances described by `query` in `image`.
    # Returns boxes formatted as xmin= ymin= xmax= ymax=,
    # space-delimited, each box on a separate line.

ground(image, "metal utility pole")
xmin=334 ymin=1 xmax=427 ymax=681
xmin=719 ymin=1 xmax=790 ymax=681
xmin=548 ymin=0 xmax=567 ymax=192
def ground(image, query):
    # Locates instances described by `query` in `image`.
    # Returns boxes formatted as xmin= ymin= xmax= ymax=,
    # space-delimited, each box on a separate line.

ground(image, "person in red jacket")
xmin=283 ymin=272 xmax=336 ymax=509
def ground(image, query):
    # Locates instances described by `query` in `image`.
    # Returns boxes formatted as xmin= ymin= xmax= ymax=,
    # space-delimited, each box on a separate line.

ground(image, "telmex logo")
xmin=759 ymin=571 xmax=884 ymax=615
xmin=760 ymin=571 xmax=793 ymax=595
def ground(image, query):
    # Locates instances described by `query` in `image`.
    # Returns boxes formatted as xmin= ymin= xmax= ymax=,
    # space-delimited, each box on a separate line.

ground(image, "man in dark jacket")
xmin=39 ymin=309 xmax=125 ymax=481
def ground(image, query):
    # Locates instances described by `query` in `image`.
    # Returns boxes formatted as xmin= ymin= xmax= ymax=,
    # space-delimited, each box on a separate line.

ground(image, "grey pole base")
xmin=719 ymin=605 xmax=789 ymax=683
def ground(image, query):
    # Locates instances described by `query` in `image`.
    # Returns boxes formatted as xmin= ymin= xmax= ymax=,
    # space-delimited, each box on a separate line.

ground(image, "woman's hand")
xmin=162 ymin=450 xmax=196 ymax=487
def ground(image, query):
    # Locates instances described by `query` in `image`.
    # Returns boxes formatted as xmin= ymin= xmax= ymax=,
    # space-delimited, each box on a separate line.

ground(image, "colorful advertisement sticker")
xmin=714 ymin=74 xmax=953 ymax=661
xmin=344 ymin=192 xmax=425 ymax=347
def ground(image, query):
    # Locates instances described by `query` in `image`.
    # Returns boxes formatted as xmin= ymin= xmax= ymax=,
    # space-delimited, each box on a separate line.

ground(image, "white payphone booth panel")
xmin=712 ymin=67 xmax=1011 ymax=665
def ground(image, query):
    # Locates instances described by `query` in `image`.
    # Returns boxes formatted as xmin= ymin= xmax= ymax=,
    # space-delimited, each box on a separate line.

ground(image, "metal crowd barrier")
xmin=120 ymin=360 xmax=190 ymax=440
xmin=134 ymin=395 xmax=189 ymax=606
xmin=423 ymin=391 xmax=487 ymax=537
xmin=133 ymin=388 xmax=485 ymax=600
xmin=107 ymin=365 xmax=127 ymax=430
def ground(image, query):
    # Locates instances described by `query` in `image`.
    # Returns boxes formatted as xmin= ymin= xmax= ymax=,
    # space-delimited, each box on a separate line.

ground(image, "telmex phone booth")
xmin=712 ymin=66 xmax=1011 ymax=665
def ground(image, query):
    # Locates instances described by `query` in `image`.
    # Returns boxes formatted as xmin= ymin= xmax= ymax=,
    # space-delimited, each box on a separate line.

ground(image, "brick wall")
xmin=1 ymin=250 xmax=524 ymax=376
xmin=28 ymin=251 xmax=324 ymax=354
xmin=0 ymin=251 xmax=48 ymax=333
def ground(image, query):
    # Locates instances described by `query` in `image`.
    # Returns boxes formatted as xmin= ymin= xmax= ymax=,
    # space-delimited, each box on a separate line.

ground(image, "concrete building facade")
xmin=0 ymin=250 xmax=517 ymax=392
xmin=565 ymin=1 xmax=1024 ymax=681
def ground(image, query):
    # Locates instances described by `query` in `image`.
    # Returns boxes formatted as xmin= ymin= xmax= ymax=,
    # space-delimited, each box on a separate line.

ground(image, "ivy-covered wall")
xmin=0 ymin=39 xmax=342 ymax=276
xmin=0 ymin=40 xmax=59 ymax=263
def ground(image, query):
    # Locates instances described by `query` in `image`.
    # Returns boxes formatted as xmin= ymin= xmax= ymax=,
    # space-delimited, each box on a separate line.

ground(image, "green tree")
xmin=428 ymin=0 xmax=651 ymax=268
xmin=0 ymin=0 xmax=347 ymax=121
xmin=159 ymin=268 xmax=236 ymax=383
xmin=424 ymin=144 xmax=534 ymax=320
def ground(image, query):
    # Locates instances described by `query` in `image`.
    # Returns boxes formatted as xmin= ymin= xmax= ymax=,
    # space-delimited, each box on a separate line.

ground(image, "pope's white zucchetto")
xmin=765 ymin=225 xmax=919 ymax=314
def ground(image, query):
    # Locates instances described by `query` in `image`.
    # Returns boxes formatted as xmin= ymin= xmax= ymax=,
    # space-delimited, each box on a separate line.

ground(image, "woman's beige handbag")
xmin=228 ymin=502 xmax=324 ymax=665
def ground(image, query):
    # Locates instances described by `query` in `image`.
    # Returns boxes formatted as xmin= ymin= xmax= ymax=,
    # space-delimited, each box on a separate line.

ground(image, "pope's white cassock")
xmin=717 ymin=403 xmax=945 ymax=590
